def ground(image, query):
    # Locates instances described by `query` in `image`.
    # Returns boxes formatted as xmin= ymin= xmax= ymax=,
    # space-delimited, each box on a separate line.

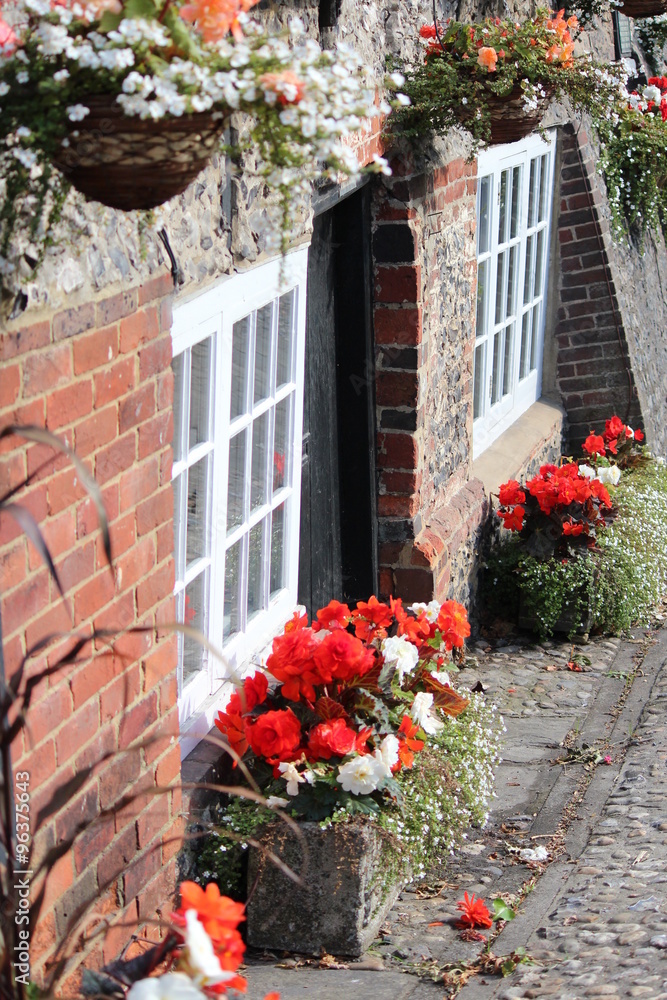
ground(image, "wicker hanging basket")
xmin=458 ymin=84 xmax=554 ymax=145
xmin=53 ymin=94 xmax=225 ymax=211
xmin=618 ymin=0 xmax=667 ymax=17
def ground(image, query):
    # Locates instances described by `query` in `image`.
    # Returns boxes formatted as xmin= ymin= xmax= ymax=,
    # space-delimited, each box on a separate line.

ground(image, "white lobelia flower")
xmin=278 ymin=760 xmax=306 ymax=796
xmin=381 ymin=634 xmax=419 ymax=683
xmin=127 ymin=973 xmax=207 ymax=1000
xmin=337 ymin=754 xmax=387 ymax=795
xmin=182 ymin=911 xmax=232 ymax=986
xmin=411 ymin=692 xmax=444 ymax=735
xmin=596 ymin=465 xmax=621 ymax=486
xmin=377 ymin=734 xmax=399 ymax=774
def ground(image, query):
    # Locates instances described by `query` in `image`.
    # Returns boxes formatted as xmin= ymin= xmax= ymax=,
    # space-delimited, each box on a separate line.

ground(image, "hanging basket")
xmin=459 ymin=84 xmax=554 ymax=145
xmin=618 ymin=0 xmax=667 ymax=17
xmin=53 ymin=94 xmax=225 ymax=211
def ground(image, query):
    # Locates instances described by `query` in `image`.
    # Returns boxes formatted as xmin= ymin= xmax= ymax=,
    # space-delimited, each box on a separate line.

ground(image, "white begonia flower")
xmin=266 ymin=795 xmax=290 ymax=809
xmin=67 ymin=104 xmax=90 ymax=122
xmin=278 ymin=760 xmax=306 ymax=796
xmin=411 ymin=691 xmax=444 ymax=735
xmin=410 ymin=600 xmax=441 ymax=623
xmin=182 ymin=911 xmax=231 ymax=986
xmin=377 ymin=734 xmax=399 ymax=773
xmin=337 ymin=753 xmax=387 ymax=795
xmin=643 ymin=84 xmax=662 ymax=104
xmin=578 ymin=464 xmax=597 ymax=480
xmin=596 ymin=465 xmax=621 ymax=486
xmin=381 ymin=634 xmax=419 ymax=684
xmin=127 ymin=973 xmax=207 ymax=1000
xmin=431 ymin=670 xmax=450 ymax=687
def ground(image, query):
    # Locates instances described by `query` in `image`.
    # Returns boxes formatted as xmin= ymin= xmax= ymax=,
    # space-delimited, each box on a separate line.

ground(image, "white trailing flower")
xmin=381 ymin=634 xmax=419 ymax=683
xmin=127 ymin=973 xmax=207 ymax=1000
xmin=66 ymin=104 xmax=90 ymax=122
xmin=411 ymin=692 xmax=444 ymax=735
xmin=337 ymin=753 xmax=387 ymax=795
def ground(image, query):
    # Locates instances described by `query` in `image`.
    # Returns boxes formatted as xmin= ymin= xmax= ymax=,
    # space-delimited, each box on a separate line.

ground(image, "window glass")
xmin=231 ymin=318 xmax=250 ymax=420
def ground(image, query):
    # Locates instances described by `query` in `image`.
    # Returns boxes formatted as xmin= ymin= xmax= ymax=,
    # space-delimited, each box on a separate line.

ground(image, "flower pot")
xmin=246 ymin=820 xmax=405 ymax=957
xmin=618 ymin=0 xmax=667 ymax=16
xmin=53 ymin=95 xmax=224 ymax=211
xmin=459 ymin=84 xmax=554 ymax=145
xmin=518 ymin=591 xmax=592 ymax=640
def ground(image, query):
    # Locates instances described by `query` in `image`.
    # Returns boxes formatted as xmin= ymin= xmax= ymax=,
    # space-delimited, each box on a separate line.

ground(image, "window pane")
xmin=183 ymin=570 xmax=208 ymax=685
xmin=172 ymin=352 xmax=186 ymax=463
xmin=223 ymin=541 xmax=241 ymax=641
xmin=491 ymin=332 xmax=502 ymax=405
xmin=251 ymin=411 xmax=269 ymax=511
xmin=254 ymin=304 xmax=273 ymax=404
xmin=231 ymin=318 xmax=250 ymax=420
xmin=538 ymin=154 xmax=549 ymax=222
xmin=528 ymin=157 xmax=538 ymax=229
xmin=503 ymin=323 xmax=514 ymax=396
xmin=270 ymin=502 xmax=286 ymax=597
xmin=187 ymin=457 xmax=209 ymax=565
xmin=227 ymin=429 xmax=246 ymax=533
xmin=534 ymin=229 xmax=545 ymax=297
xmin=247 ymin=521 xmax=265 ymax=620
xmin=510 ymin=166 xmax=521 ymax=240
xmin=506 ymin=244 xmax=518 ymax=318
xmin=498 ymin=169 xmax=508 ymax=244
xmin=277 ymin=292 xmax=294 ymax=387
xmin=495 ymin=250 xmax=506 ymax=324
xmin=473 ymin=344 xmax=485 ymax=419
xmin=190 ymin=339 xmax=212 ymax=449
xmin=524 ymin=234 xmax=535 ymax=304
xmin=273 ymin=396 xmax=291 ymax=494
xmin=173 ymin=472 xmax=185 ymax=581
xmin=530 ymin=303 xmax=540 ymax=371
xmin=520 ymin=311 xmax=531 ymax=380
xmin=477 ymin=176 xmax=491 ymax=254
xmin=476 ymin=259 xmax=488 ymax=337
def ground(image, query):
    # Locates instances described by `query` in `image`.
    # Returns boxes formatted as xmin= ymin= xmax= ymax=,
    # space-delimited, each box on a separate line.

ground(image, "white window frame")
xmin=473 ymin=131 xmax=556 ymax=460
xmin=171 ymin=248 xmax=308 ymax=756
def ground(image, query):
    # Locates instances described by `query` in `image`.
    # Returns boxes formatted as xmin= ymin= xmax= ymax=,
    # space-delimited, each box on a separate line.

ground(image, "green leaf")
xmin=123 ymin=0 xmax=161 ymax=17
xmin=164 ymin=11 xmax=201 ymax=58
xmin=492 ymin=898 xmax=516 ymax=922
xmin=98 ymin=10 xmax=123 ymax=31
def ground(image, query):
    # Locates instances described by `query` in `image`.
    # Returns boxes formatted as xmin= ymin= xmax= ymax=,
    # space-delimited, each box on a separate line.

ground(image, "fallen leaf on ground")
xmin=427 ymin=921 xmax=445 ymax=927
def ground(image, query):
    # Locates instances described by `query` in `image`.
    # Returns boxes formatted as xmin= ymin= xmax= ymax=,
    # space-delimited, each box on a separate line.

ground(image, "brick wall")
xmin=371 ymin=150 xmax=488 ymax=607
xmin=554 ymin=125 xmax=642 ymax=449
xmin=0 ymin=272 xmax=181 ymax=990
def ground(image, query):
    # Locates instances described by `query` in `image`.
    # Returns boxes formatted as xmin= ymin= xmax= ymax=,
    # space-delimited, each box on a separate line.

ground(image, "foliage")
xmin=597 ymin=76 xmax=667 ymax=242
xmin=391 ymin=10 xmax=623 ymax=150
xmin=0 ymin=0 xmax=402 ymax=296
xmin=580 ymin=413 xmax=646 ymax=470
xmin=637 ymin=15 xmax=667 ymax=75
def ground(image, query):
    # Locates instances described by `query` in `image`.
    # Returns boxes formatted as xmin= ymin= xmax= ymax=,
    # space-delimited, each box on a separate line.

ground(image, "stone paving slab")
xmin=243 ymin=627 xmax=665 ymax=1000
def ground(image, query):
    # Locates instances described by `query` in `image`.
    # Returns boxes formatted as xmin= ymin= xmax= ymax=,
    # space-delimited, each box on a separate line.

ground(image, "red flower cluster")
xmin=456 ymin=892 xmax=493 ymax=929
xmin=214 ymin=595 xmax=471 ymax=784
xmin=496 ymin=462 xmax=613 ymax=555
xmin=582 ymin=414 xmax=645 ymax=468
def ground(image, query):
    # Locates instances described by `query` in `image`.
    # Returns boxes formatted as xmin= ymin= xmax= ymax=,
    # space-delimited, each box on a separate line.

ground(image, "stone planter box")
xmin=518 ymin=591 xmax=593 ymax=640
xmin=246 ymin=821 xmax=404 ymax=957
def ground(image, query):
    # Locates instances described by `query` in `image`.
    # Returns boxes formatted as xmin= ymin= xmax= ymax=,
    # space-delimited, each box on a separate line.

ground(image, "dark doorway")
xmin=298 ymin=184 xmax=378 ymax=618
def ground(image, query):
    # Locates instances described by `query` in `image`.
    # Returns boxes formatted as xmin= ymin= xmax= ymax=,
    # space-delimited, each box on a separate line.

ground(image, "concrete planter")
xmin=519 ymin=590 xmax=593 ymax=640
xmin=246 ymin=820 xmax=404 ymax=957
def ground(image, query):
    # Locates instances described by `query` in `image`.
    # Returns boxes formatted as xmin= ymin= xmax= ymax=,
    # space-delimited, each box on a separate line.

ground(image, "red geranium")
xmin=437 ymin=600 xmax=471 ymax=650
xmin=314 ymin=599 xmax=351 ymax=631
xmin=307 ymin=718 xmax=367 ymax=760
xmin=498 ymin=479 xmax=526 ymax=506
xmin=456 ymin=892 xmax=493 ymax=929
xmin=266 ymin=628 xmax=321 ymax=701
xmin=351 ymin=596 xmax=394 ymax=641
xmin=499 ymin=504 xmax=525 ymax=531
xmin=582 ymin=433 xmax=605 ymax=457
xmin=313 ymin=629 xmax=375 ymax=683
xmin=246 ymin=708 xmax=302 ymax=764
xmin=396 ymin=714 xmax=425 ymax=770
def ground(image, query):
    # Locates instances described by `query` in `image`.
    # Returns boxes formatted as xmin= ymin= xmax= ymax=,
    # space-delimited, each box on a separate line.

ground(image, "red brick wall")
xmin=0 ymin=273 xmax=182 ymax=989
xmin=554 ymin=125 xmax=642 ymax=448
xmin=371 ymin=154 xmax=488 ymax=606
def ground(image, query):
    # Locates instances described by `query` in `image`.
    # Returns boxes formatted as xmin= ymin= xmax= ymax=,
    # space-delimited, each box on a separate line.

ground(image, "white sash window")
xmin=171 ymin=250 xmax=308 ymax=750
xmin=473 ymin=133 xmax=556 ymax=459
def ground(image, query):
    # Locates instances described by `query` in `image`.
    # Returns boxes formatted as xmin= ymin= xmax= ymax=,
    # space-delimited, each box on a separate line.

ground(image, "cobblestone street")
xmin=244 ymin=622 xmax=667 ymax=1000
